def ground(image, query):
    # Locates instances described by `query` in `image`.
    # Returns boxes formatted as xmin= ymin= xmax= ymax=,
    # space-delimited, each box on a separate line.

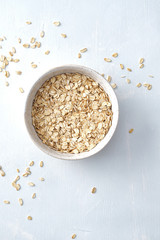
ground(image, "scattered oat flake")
xmin=121 ymin=75 xmax=126 ymax=78
xmin=23 ymin=44 xmax=30 ymax=48
xmin=136 ymin=83 xmax=142 ymax=88
xmin=0 ymin=170 xmax=5 ymax=176
xmin=72 ymin=234 xmax=76 ymax=239
xmin=107 ymin=75 xmax=112 ymax=82
xmin=28 ymin=182 xmax=35 ymax=187
xmin=40 ymin=31 xmax=45 ymax=38
xmin=78 ymin=53 xmax=81 ymax=58
xmin=39 ymin=177 xmax=45 ymax=181
xmin=16 ymin=71 xmax=22 ymax=75
xmin=45 ymin=50 xmax=50 ymax=55
xmin=17 ymin=169 xmax=20 ymax=173
xmin=61 ymin=33 xmax=67 ymax=38
xmin=148 ymin=75 xmax=154 ymax=78
xmin=127 ymin=68 xmax=132 ymax=72
xmin=139 ymin=58 xmax=144 ymax=64
xmin=18 ymin=38 xmax=21 ymax=43
xmin=9 ymin=51 xmax=13 ymax=56
xmin=80 ymin=48 xmax=87 ymax=53
xmin=53 ymin=21 xmax=61 ymax=26
xmin=5 ymin=71 xmax=10 ymax=78
xmin=13 ymin=59 xmax=20 ymax=63
xmin=129 ymin=128 xmax=134 ymax=134
xmin=12 ymin=47 xmax=16 ymax=53
xmin=4 ymin=200 xmax=10 ymax=204
xmin=31 ymin=64 xmax=37 ymax=68
xmin=0 ymin=38 xmax=4 ymax=41
xmin=91 ymin=187 xmax=96 ymax=193
xmin=26 ymin=21 xmax=32 ymax=25
xmin=32 ymin=193 xmax=36 ymax=199
xmin=104 ymin=58 xmax=112 ymax=62
xmin=40 ymin=161 xmax=44 ymax=167
xmin=127 ymin=79 xmax=131 ymax=84
xmin=19 ymin=88 xmax=24 ymax=93
xmin=120 ymin=64 xmax=124 ymax=69
xmin=112 ymin=53 xmax=118 ymax=57
xmin=0 ymin=46 xmax=2 ymax=49
xmin=5 ymin=81 xmax=9 ymax=87
xmin=19 ymin=198 xmax=23 ymax=206
xmin=147 ymin=84 xmax=152 ymax=90
xmin=30 ymin=37 xmax=35 ymax=44
xmin=29 ymin=161 xmax=34 ymax=166
xmin=139 ymin=64 xmax=144 ymax=69
xmin=35 ymin=42 xmax=41 ymax=48
xmin=27 ymin=216 xmax=32 ymax=220
xmin=111 ymin=83 xmax=117 ymax=89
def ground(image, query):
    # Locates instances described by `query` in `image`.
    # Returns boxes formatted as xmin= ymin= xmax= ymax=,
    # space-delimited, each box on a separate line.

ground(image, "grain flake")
xmin=31 ymin=64 xmax=37 ymax=68
xmin=19 ymin=198 xmax=23 ymax=206
xmin=23 ymin=44 xmax=30 ymax=48
xmin=136 ymin=83 xmax=142 ymax=88
xmin=28 ymin=182 xmax=35 ymax=187
xmin=107 ymin=75 xmax=112 ymax=82
xmin=72 ymin=234 xmax=76 ymax=239
xmin=27 ymin=216 xmax=32 ymax=220
xmin=104 ymin=58 xmax=112 ymax=62
xmin=80 ymin=48 xmax=87 ymax=53
xmin=32 ymin=193 xmax=36 ymax=199
xmin=112 ymin=53 xmax=118 ymax=57
xmin=127 ymin=79 xmax=131 ymax=84
xmin=120 ymin=64 xmax=124 ymax=69
xmin=53 ymin=21 xmax=61 ymax=26
xmin=91 ymin=187 xmax=96 ymax=193
xmin=139 ymin=64 xmax=144 ymax=69
xmin=139 ymin=58 xmax=144 ymax=64
xmin=40 ymin=161 xmax=44 ymax=167
xmin=30 ymin=37 xmax=35 ymax=44
xmin=16 ymin=71 xmax=22 ymax=75
xmin=19 ymin=88 xmax=24 ymax=93
xmin=127 ymin=68 xmax=132 ymax=72
xmin=39 ymin=177 xmax=45 ymax=181
xmin=5 ymin=81 xmax=9 ymax=87
xmin=29 ymin=161 xmax=34 ymax=166
xmin=40 ymin=31 xmax=45 ymax=38
xmin=111 ymin=83 xmax=117 ymax=89
xmin=4 ymin=200 xmax=10 ymax=204
xmin=61 ymin=33 xmax=67 ymax=38
xmin=26 ymin=21 xmax=32 ymax=25
xmin=129 ymin=128 xmax=134 ymax=134
xmin=45 ymin=50 xmax=50 ymax=55
xmin=78 ymin=53 xmax=81 ymax=58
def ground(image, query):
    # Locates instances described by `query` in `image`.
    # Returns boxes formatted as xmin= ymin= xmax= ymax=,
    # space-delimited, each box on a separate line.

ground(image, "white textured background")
xmin=0 ymin=0 xmax=160 ymax=239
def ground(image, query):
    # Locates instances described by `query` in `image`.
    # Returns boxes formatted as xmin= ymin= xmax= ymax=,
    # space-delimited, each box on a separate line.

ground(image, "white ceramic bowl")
xmin=24 ymin=65 xmax=119 ymax=160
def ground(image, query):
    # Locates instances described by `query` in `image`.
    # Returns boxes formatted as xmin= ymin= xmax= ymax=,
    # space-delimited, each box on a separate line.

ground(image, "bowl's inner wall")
xmin=25 ymin=66 xmax=119 ymax=160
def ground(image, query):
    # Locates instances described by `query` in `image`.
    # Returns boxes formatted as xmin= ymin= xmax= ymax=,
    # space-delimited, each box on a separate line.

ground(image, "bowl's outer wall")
xmin=24 ymin=65 xmax=119 ymax=160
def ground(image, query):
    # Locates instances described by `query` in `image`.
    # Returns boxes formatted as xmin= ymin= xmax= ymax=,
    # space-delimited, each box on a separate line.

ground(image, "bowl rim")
xmin=24 ymin=64 xmax=119 ymax=160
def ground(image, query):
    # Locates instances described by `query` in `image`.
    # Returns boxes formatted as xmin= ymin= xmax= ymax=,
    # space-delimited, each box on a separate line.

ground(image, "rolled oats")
xmin=32 ymin=73 xmax=113 ymax=153
xmin=104 ymin=58 xmax=112 ymax=62
xmin=120 ymin=64 xmax=124 ymax=69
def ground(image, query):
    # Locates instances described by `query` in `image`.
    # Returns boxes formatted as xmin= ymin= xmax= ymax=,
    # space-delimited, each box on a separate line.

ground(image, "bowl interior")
xmin=24 ymin=65 xmax=119 ymax=160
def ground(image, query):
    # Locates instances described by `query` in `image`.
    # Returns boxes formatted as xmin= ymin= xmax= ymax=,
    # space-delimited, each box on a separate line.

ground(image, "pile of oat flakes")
xmin=32 ymin=73 xmax=113 ymax=153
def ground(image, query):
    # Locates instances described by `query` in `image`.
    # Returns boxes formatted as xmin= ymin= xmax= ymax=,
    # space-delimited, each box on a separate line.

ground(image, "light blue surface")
xmin=0 ymin=0 xmax=160 ymax=239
